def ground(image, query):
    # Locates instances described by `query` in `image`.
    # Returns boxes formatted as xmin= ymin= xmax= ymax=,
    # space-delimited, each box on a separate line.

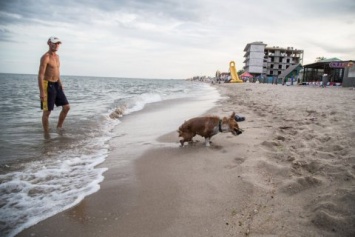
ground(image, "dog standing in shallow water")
xmin=178 ymin=112 xmax=243 ymax=147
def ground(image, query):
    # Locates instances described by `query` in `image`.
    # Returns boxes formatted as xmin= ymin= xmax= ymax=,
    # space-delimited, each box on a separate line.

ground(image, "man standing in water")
xmin=38 ymin=36 xmax=70 ymax=133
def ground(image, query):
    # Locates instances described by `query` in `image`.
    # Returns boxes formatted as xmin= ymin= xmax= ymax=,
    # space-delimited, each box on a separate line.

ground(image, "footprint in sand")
xmin=224 ymin=157 xmax=246 ymax=169
xmin=234 ymin=157 xmax=246 ymax=165
xmin=308 ymin=188 xmax=355 ymax=235
xmin=280 ymin=176 xmax=322 ymax=195
xmin=261 ymin=140 xmax=281 ymax=152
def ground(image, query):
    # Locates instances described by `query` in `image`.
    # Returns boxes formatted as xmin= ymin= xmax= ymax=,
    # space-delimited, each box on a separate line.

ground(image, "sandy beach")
xmin=18 ymin=83 xmax=355 ymax=237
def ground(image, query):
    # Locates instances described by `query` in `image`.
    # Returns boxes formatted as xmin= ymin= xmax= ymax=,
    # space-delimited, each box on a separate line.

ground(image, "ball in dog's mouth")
xmin=234 ymin=128 xmax=243 ymax=135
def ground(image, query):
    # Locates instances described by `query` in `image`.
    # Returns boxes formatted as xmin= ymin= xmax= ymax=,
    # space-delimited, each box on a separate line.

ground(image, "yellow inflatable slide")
xmin=229 ymin=61 xmax=243 ymax=83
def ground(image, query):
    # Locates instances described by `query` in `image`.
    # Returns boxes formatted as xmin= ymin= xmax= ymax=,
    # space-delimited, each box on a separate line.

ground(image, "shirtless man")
xmin=38 ymin=36 xmax=70 ymax=133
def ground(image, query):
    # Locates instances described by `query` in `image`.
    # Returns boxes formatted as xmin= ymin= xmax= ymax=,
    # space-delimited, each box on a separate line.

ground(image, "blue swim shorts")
xmin=41 ymin=80 xmax=69 ymax=111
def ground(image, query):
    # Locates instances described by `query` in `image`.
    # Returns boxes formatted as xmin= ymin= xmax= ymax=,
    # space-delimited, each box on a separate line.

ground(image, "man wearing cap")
xmin=38 ymin=36 xmax=70 ymax=133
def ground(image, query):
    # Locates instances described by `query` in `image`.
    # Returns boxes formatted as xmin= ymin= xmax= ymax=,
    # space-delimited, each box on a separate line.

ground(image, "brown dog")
xmin=178 ymin=112 xmax=243 ymax=146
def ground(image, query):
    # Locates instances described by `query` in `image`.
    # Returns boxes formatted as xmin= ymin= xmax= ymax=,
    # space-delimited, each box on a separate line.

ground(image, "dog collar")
xmin=219 ymin=120 xmax=223 ymax=132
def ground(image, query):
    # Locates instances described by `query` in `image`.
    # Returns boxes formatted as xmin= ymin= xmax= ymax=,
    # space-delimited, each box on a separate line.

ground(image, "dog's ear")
xmin=231 ymin=112 xmax=236 ymax=118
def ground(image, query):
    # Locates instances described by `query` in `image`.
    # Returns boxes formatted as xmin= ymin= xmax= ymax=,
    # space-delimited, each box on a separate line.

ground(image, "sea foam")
xmin=0 ymin=141 xmax=108 ymax=237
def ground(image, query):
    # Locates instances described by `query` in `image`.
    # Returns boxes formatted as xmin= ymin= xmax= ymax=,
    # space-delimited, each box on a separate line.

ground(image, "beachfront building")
xmin=243 ymin=42 xmax=304 ymax=83
xmin=243 ymin=41 xmax=266 ymax=75
xmin=302 ymin=58 xmax=355 ymax=87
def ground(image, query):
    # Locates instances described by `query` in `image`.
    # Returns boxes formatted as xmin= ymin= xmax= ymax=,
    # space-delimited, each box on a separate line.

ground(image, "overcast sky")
xmin=0 ymin=0 xmax=354 ymax=79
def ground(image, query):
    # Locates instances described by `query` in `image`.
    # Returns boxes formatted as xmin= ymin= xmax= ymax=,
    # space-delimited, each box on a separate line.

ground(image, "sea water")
xmin=0 ymin=73 xmax=219 ymax=237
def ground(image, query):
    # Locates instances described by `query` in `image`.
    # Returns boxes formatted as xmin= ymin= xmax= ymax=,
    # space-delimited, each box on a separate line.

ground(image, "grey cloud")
xmin=309 ymin=39 xmax=355 ymax=55
xmin=0 ymin=28 xmax=13 ymax=42
xmin=0 ymin=0 xmax=50 ymax=24
xmin=293 ymin=0 xmax=355 ymax=18
xmin=0 ymin=0 xmax=202 ymax=43
xmin=0 ymin=0 xmax=200 ymax=25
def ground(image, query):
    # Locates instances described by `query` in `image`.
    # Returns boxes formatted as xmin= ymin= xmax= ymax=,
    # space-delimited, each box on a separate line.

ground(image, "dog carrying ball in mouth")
xmin=178 ymin=112 xmax=243 ymax=147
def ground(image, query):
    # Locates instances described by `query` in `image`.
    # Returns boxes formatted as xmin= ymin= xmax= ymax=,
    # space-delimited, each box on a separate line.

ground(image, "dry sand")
xmin=18 ymin=83 xmax=355 ymax=237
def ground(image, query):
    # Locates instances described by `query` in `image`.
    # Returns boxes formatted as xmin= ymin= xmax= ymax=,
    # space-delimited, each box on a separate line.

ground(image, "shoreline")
xmin=16 ymin=89 xmax=221 ymax=237
xmin=17 ymin=83 xmax=355 ymax=237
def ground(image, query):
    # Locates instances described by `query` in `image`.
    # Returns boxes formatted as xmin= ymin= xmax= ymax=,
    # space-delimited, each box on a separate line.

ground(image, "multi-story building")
xmin=243 ymin=42 xmax=266 ymax=75
xmin=243 ymin=41 xmax=304 ymax=79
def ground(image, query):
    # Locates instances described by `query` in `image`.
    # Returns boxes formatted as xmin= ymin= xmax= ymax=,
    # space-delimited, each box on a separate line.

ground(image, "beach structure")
xmin=243 ymin=42 xmax=304 ymax=83
xmin=278 ymin=63 xmax=303 ymax=85
xmin=229 ymin=61 xmax=243 ymax=83
xmin=240 ymin=71 xmax=254 ymax=82
xmin=301 ymin=58 xmax=355 ymax=87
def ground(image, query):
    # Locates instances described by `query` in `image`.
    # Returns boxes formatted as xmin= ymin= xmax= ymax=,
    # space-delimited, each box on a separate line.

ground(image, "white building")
xmin=243 ymin=41 xmax=304 ymax=78
xmin=243 ymin=41 xmax=266 ymax=74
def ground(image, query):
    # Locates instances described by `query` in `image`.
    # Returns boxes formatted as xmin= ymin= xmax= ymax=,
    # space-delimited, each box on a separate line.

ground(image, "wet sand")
xmin=18 ymin=83 xmax=355 ymax=237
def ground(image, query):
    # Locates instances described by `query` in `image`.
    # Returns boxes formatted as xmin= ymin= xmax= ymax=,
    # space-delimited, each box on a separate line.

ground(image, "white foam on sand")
xmin=0 ymin=150 xmax=108 ymax=237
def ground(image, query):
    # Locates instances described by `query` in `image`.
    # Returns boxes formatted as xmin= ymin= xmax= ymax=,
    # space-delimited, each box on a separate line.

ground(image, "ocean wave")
xmin=0 ymin=148 xmax=108 ymax=237
xmin=109 ymin=93 xmax=162 ymax=119
xmin=109 ymin=106 xmax=126 ymax=119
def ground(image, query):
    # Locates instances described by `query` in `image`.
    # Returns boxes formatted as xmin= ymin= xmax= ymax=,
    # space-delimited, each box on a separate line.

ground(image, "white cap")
xmin=48 ymin=36 xmax=62 ymax=44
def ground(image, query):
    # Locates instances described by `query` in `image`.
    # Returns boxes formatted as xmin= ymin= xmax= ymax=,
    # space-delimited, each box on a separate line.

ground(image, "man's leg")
xmin=42 ymin=110 xmax=51 ymax=132
xmin=57 ymin=104 xmax=70 ymax=129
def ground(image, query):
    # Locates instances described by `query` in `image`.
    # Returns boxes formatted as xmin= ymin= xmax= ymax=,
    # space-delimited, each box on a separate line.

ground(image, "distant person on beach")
xmin=322 ymin=73 xmax=328 ymax=88
xmin=215 ymin=70 xmax=221 ymax=84
xmin=38 ymin=36 xmax=70 ymax=133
